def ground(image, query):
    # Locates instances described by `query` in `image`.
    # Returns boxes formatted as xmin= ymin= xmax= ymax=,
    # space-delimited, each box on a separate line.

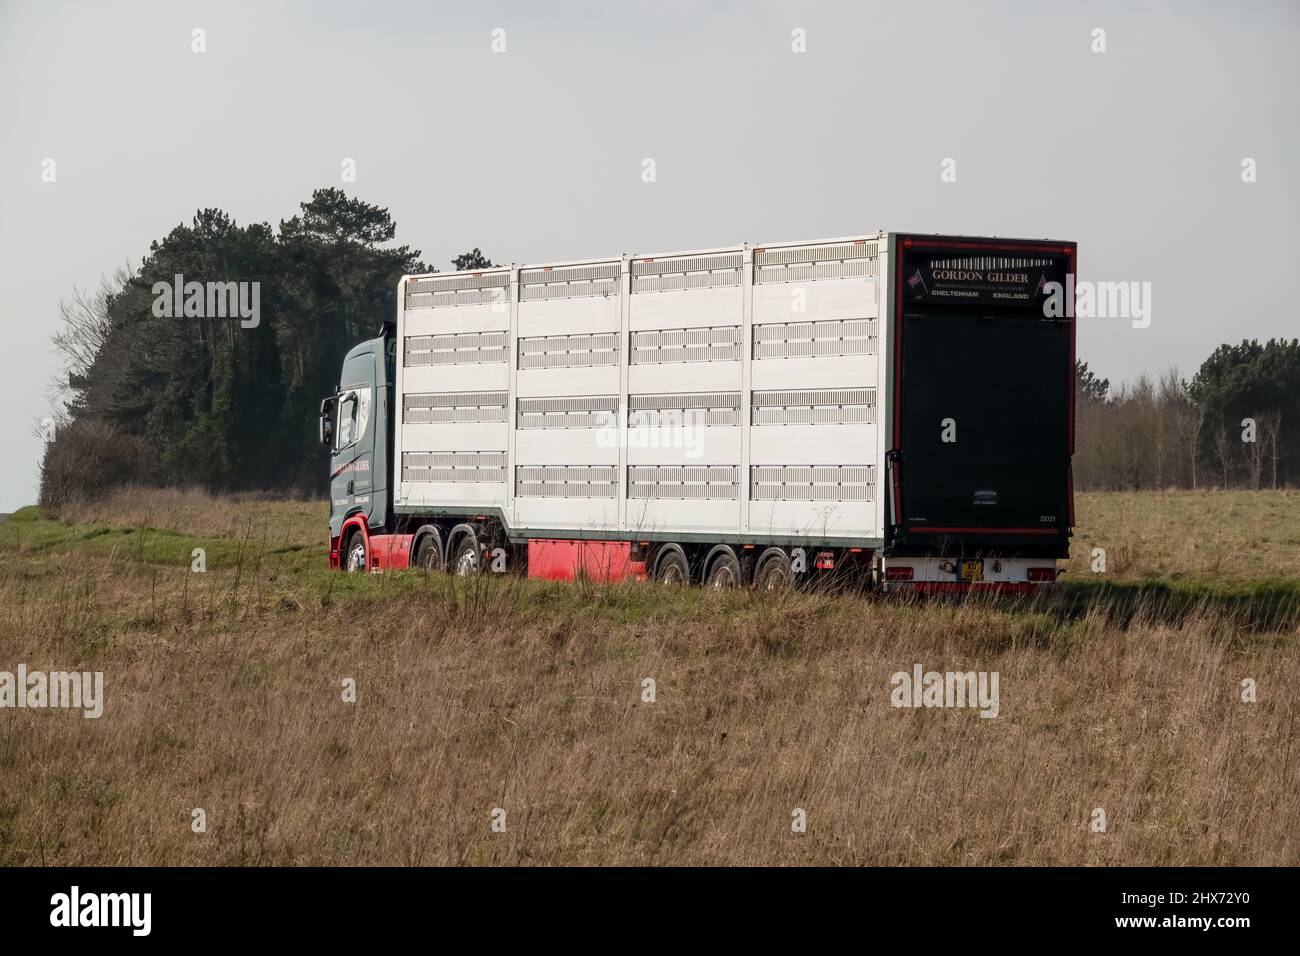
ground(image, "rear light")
xmin=1027 ymin=567 xmax=1056 ymax=582
xmin=885 ymin=566 xmax=914 ymax=581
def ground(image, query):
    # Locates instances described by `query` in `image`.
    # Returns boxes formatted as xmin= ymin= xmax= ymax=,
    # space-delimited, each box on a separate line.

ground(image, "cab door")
xmin=330 ymin=348 xmax=378 ymax=531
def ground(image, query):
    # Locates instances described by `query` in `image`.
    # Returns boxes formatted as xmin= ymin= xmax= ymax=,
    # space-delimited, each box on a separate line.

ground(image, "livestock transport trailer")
xmin=320 ymin=232 xmax=1077 ymax=591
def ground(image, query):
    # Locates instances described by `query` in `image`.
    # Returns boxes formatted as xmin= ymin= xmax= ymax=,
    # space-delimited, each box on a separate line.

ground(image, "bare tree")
xmin=1212 ymin=422 xmax=1233 ymax=489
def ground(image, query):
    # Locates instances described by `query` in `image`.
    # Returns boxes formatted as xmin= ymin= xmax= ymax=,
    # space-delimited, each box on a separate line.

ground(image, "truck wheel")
xmin=753 ymin=548 xmax=792 ymax=591
xmin=449 ymin=535 xmax=481 ymax=576
xmin=655 ymin=548 xmax=690 ymax=585
xmin=413 ymin=531 xmax=443 ymax=573
xmin=705 ymin=550 xmax=742 ymax=589
xmin=344 ymin=529 xmax=367 ymax=573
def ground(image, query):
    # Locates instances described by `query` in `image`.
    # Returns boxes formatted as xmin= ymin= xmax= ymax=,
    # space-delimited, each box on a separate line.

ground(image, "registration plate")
xmin=960 ymin=560 xmax=984 ymax=582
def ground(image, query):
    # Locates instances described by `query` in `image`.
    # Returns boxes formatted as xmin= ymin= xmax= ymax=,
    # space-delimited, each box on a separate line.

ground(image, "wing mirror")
xmin=319 ymin=396 xmax=336 ymax=448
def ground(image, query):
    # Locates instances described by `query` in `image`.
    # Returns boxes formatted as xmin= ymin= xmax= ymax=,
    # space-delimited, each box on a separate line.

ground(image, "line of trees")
xmin=1074 ymin=339 xmax=1300 ymax=490
xmin=40 ymin=189 xmax=492 ymax=508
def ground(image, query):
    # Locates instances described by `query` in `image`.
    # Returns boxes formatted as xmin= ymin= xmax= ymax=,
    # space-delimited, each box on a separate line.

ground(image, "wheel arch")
xmin=409 ymin=523 xmax=445 ymax=567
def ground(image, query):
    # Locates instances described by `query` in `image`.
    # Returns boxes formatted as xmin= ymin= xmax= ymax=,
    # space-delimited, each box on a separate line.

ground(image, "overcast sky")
xmin=1 ymin=0 xmax=1295 ymax=510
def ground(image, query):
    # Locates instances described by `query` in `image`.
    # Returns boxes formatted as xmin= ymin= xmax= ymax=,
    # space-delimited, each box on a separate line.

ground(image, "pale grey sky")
xmin=1 ymin=0 xmax=1296 ymax=510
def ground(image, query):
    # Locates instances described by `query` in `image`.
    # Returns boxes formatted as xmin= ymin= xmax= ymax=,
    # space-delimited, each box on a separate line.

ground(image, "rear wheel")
xmin=706 ymin=551 xmax=742 ymax=589
xmin=449 ymin=535 xmax=481 ymax=576
xmin=343 ymin=530 xmax=367 ymax=573
xmin=753 ymin=548 xmax=792 ymax=591
xmin=413 ymin=532 xmax=443 ymax=573
xmin=654 ymin=548 xmax=690 ymax=585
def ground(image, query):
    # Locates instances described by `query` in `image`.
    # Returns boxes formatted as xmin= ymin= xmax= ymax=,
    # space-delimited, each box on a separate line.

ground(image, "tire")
xmin=413 ymin=531 xmax=443 ymax=573
xmin=449 ymin=534 xmax=481 ymax=576
xmin=343 ymin=529 xmax=367 ymax=573
xmin=753 ymin=547 xmax=792 ymax=591
xmin=705 ymin=550 xmax=742 ymax=589
xmin=654 ymin=548 xmax=690 ymax=585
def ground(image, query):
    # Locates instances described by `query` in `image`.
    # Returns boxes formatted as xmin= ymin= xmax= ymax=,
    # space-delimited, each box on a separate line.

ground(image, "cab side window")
xmin=333 ymin=386 xmax=372 ymax=452
xmin=335 ymin=392 xmax=358 ymax=449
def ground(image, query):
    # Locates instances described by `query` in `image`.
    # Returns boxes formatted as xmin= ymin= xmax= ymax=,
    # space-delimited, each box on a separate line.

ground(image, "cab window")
xmin=334 ymin=386 xmax=371 ymax=451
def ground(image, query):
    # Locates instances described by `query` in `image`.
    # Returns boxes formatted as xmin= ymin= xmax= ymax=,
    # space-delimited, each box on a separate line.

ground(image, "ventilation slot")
xmin=750 ymin=465 xmax=876 ymax=502
xmin=752 ymin=388 xmax=877 ymax=426
xmin=628 ymin=465 xmax=739 ymax=500
xmin=404 ymin=392 xmax=508 ymax=424
xmin=517 ymin=395 xmax=619 ymax=429
xmin=631 ymin=326 xmax=741 ymax=364
xmin=519 ymin=332 xmax=620 ymax=369
xmin=404 ymin=332 xmax=508 ymax=367
xmin=405 ymin=272 xmax=510 ymax=310
xmin=628 ymin=392 xmax=741 ymax=427
xmin=631 ymin=253 xmax=742 ymax=293
xmin=515 ymin=465 xmax=618 ymax=498
xmin=754 ymin=241 xmax=880 ymax=284
xmin=752 ymin=319 xmax=876 ymax=359
xmin=402 ymin=451 xmax=507 ymax=483
xmin=520 ymin=262 xmax=621 ymax=302
xmin=927 ymin=256 xmax=1054 ymax=270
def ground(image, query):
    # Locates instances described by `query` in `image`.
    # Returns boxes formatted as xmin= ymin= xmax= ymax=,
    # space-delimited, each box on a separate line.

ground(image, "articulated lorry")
xmin=320 ymin=232 xmax=1076 ymax=591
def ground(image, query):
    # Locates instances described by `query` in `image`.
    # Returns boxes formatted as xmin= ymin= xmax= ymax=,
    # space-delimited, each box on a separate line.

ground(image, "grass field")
xmin=0 ymin=488 xmax=1296 ymax=865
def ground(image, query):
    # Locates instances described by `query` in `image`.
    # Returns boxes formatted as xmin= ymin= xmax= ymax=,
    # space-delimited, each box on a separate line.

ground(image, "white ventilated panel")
xmin=515 ymin=464 xmax=618 ymax=498
xmin=628 ymin=392 xmax=740 ymax=427
xmin=404 ymin=391 xmax=508 ymax=424
xmin=753 ymin=319 xmax=876 ymax=360
xmin=519 ymin=331 xmax=620 ymax=370
xmin=751 ymin=388 xmax=876 ymax=426
xmin=518 ymin=395 xmax=619 ymax=429
xmin=753 ymin=241 xmax=879 ymax=284
xmin=520 ymin=262 xmax=621 ymax=302
xmin=750 ymin=465 xmax=876 ymax=502
xmin=631 ymin=326 xmax=742 ymax=364
xmin=631 ymin=252 xmax=741 ymax=294
xmin=405 ymin=272 xmax=510 ymax=311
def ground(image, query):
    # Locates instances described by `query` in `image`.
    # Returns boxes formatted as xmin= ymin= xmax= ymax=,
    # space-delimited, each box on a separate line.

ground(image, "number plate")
xmin=960 ymin=560 xmax=984 ymax=582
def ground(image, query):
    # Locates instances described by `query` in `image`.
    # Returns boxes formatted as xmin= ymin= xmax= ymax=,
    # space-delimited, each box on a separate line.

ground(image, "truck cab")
xmin=321 ymin=327 xmax=395 ymax=570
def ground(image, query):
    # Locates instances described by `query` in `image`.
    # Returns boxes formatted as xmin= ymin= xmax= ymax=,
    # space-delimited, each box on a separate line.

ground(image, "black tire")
xmin=654 ymin=548 xmax=690 ymax=585
xmin=449 ymin=534 xmax=481 ymax=576
xmin=753 ymin=547 xmax=792 ymax=591
xmin=705 ymin=550 xmax=742 ymax=589
xmin=343 ymin=529 xmax=367 ymax=573
xmin=413 ymin=531 xmax=443 ymax=573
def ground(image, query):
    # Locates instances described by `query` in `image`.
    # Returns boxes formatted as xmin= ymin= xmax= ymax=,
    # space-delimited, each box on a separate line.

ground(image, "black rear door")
xmin=890 ymin=237 xmax=1076 ymax=552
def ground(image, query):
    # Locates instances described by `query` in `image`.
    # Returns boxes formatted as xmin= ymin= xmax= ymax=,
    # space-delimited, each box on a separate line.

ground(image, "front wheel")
xmin=344 ymin=530 xmax=367 ymax=573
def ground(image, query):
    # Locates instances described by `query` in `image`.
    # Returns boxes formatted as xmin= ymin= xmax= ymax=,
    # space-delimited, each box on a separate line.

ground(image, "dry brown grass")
xmin=1 ymin=506 xmax=1296 ymax=865
xmin=54 ymin=486 xmax=324 ymax=552
xmin=1068 ymin=489 xmax=1300 ymax=581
